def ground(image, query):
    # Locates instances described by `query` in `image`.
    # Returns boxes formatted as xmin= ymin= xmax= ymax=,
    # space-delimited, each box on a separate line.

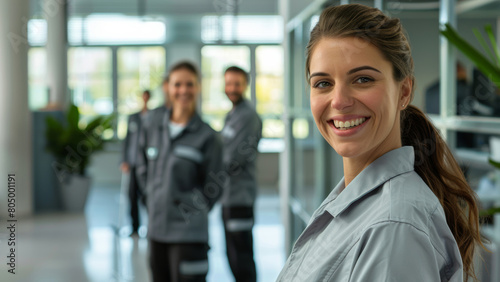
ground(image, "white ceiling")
xmin=31 ymin=0 xmax=279 ymax=17
xmin=29 ymin=0 xmax=500 ymax=20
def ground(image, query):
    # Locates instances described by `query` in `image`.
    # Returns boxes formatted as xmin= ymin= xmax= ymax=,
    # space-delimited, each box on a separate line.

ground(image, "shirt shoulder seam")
xmin=365 ymin=219 xmax=451 ymax=270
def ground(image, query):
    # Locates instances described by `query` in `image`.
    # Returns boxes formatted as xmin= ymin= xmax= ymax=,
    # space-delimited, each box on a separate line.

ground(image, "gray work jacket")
xmin=277 ymin=146 xmax=463 ymax=282
xmin=136 ymin=108 xmax=223 ymax=243
xmin=122 ymin=111 xmax=150 ymax=166
xmin=220 ymin=99 xmax=262 ymax=207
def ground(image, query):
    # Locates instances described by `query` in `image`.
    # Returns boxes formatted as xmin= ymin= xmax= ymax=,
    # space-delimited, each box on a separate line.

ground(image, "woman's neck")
xmin=170 ymin=108 xmax=194 ymax=125
xmin=343 ymin=158 xmax=368 ymax=189
xmin=342 ymin=145 xmax=400 ymax=189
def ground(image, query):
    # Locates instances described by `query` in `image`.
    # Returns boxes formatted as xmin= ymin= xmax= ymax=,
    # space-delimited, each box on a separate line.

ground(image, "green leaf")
xmin=480 ymin=206 xmax=500 ymax=217
xmin=85 ymin=116 xmax=105 ymax=132
xmin=101 ymin=113 xmax=116 ymax=129
xmin=46 ymin=116 xmax=63 ymax=135
xmin=67 ymin=104 xmax=80 ymax=131
xmin=440 ymin=23 xmax=500 ymax=88
xmin=484 ymin=25 xmax=500 ymax=67
xmin=489 ymin=158 xmax=500 ymax=170
xmin=473 ymin=28 xmax=496 ymax=63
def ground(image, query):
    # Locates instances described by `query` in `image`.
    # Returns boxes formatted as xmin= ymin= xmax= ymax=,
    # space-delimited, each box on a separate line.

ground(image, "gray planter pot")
xmin=60 ymin=174 xmax=91 ymax=212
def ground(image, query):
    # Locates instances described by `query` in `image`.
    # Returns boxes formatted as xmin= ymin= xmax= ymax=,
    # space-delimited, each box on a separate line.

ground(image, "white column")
xmin=439 ymin=0 xmax=457 ymax=147
xmin=0 ymin=0 xmax=32 ymax=217
xmin=279 ymin=0 xmax=293 ymax=256
xmin=44 ymin=0 xmax=68 ymax=108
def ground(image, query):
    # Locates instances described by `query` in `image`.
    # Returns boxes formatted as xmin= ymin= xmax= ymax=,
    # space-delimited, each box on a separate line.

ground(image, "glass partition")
xmin=256 ymin=45 xmax=284 ymax=138
xmin=117 ymin=46 xmax=166 ymax=139
xmin=68 ymin=47 xmax=113 ymax=118
xmin=28 ymin=47 xmax=48 ymax=110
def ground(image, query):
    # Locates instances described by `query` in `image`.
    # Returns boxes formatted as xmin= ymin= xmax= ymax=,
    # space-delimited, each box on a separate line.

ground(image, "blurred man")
xmin=121 ymin=90 xmax=151 ymax=235
xmin=221 ymin=66 xmax=262 ymax=282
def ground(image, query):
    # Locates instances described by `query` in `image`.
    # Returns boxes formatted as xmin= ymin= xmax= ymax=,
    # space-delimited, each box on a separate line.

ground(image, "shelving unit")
xmin=427 ymin=2 xmax=500 ymax=280
xmin=437 ymin=0 xmax=500 ymax=156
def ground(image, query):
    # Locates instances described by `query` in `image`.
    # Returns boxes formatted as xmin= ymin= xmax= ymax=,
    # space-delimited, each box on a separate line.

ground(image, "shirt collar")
xmin=163 ymin=110 xmax=202 ymax=134
xmin=226 ymin=99 xmax=248 ymax=122
xmin=233 ymin=97 xmax=246 ymax=108
xmin=317 ymin=146 xmax=415 ymax=219
xmin=231 ymin=98 xmax=249 ymax=111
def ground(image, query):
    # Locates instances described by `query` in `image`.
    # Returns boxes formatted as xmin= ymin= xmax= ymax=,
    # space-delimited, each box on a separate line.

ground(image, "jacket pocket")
xmin=172 ymin=145 xmax=203 ymax=191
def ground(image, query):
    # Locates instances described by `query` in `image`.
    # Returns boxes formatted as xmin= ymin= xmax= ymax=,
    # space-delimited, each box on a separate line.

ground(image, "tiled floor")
xmin=0 ymin=184 xmax=285 ymax=282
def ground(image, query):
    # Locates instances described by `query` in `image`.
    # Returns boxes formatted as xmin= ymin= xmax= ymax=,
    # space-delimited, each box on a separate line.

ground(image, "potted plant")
xmin=45 ymin=103 xmax=115 ymax=212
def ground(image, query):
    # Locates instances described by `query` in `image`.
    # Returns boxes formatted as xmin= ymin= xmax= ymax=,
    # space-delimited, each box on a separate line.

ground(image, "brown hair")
xmin=225 ymin=65 xmax=250 ymax=83
xmin=307 ymin=4 xmax=482 ymax=280
xmin=165 ymin=61 xmax=200 ymax=82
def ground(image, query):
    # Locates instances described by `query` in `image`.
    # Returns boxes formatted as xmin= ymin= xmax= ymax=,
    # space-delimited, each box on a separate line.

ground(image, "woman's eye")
xmin=314 ymin=81 xmax=331 ymax=88
xmin=355 ymin=77 xmax=373 ymax=84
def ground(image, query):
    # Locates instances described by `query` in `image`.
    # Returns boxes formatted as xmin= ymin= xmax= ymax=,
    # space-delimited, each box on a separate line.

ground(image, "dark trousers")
xmin=222 ymin=206 xmax=257 ymax=282
xmin=128 ymin=166 xmax=141 ymax=232
xmin=149 ymin=240 xmax=209 ymax=282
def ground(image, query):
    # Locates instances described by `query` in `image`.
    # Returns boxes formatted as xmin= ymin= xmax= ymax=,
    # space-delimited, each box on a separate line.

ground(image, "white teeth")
xmin=333 ymin=117 xmax=366 ymax=130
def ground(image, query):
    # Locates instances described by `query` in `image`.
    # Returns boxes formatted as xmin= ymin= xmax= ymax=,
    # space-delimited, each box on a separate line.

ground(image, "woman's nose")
xmin=330 ymin=84 xmax=354 ymax=111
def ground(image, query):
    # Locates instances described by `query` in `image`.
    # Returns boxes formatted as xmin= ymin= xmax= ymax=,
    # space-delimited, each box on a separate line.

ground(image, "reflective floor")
xmin=1 ymin=185 xmax=285 ymax=282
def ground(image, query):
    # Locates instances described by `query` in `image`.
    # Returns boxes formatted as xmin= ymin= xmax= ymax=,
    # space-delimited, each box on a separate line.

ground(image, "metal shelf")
xmin=429 ymin=115 xmax=500 ymax=135
xmin=457 ymin=0 xmax=500 ymax=14
xmin=455 ymin=148 xmax=492 ymax=170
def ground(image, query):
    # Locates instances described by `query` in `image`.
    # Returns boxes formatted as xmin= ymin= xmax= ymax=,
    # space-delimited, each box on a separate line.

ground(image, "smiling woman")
xmin=135 ymin=61 xmax=223 ymax=282
xmin=278 ymin=4 xmax=484 ymax=282
xmin=309 ymin=37 xmax=410 ymax=179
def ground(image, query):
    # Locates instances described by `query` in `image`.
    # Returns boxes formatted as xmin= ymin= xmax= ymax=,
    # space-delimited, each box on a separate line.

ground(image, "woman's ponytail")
xmin=401 ymin=105 xmax=482 ymax=279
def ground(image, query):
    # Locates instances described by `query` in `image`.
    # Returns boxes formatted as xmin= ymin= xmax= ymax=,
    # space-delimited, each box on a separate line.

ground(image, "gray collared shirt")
xmin=277 ymin=146 xmax=463 ymax=281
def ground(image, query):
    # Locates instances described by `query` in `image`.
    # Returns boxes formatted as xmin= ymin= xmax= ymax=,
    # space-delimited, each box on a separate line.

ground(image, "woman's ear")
xmin=399 ymin=77 xmax=412 ymax=108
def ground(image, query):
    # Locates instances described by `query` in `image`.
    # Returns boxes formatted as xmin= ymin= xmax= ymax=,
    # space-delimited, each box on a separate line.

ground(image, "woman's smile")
xmin=330 ymin=116 xmax=369 ymax=130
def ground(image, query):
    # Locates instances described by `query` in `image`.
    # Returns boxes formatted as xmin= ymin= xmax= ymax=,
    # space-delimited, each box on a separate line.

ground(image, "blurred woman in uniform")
xmin=136 ymin=61 xmax=223 ymax=282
